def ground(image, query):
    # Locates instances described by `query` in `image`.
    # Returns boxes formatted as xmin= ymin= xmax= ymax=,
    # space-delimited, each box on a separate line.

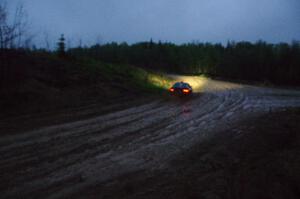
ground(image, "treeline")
xmin=68 ymin=40 xmax=300 ymax=86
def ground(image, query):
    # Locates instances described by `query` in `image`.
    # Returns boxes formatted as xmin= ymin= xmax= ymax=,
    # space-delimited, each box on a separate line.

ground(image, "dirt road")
xmin=1 ymin=76 xmax=300 ymax=199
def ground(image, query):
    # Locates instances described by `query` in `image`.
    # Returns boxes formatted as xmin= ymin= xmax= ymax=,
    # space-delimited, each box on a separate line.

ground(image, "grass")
xmin=74 ymin=56 xmax=173 ymax=93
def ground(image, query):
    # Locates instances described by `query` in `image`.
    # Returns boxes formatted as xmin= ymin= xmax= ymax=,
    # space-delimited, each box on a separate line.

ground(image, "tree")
xmin=57 ymin=34 xmax=66 ymax=56
xmin=0 ymin=1 xmax=29 ymax=49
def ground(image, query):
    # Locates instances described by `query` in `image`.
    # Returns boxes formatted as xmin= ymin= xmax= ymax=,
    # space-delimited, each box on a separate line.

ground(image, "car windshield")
xmin=173 ymin=82 xmax=191 ymax=89
xmin=173 ymin=82 xmax=182 ymax=88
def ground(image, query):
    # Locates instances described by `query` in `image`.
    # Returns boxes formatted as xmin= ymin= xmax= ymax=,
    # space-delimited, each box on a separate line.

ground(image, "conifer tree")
xmin=57 ymin=34 xmax=65 ymax=56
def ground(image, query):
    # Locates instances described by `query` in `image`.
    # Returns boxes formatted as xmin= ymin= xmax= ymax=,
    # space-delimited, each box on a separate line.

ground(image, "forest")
xmin=1 ymin=0 xmax=299 ymax=87
xmin=68 ymin=40 xmax=300 ymax=86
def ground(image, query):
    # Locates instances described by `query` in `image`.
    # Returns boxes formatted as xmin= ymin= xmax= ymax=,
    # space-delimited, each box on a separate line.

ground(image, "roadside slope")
xmin=0 ymin=50 xmax=172 ymax=134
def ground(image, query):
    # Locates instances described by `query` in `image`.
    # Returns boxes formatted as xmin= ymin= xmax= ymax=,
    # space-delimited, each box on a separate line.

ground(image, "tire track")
xmin=1 ymin=76 xmax=300 ymax=199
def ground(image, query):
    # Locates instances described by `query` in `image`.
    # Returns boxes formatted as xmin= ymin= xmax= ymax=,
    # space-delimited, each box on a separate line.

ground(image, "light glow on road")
xmin=168 ymin=75 xmax=244 ymax=93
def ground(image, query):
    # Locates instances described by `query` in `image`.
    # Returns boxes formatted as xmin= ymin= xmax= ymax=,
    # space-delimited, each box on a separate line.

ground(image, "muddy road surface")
xmin=1 ymin=76 xmax=300 ymax=199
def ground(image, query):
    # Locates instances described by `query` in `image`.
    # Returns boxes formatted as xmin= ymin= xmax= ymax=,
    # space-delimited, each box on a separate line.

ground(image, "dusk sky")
xmin=8 ymin=0 xmax=300 ymax=47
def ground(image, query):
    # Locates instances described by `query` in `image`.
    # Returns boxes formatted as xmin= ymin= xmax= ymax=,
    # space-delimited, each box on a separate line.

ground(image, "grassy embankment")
xmin=0 ymin=50 xmax=172 ymax=118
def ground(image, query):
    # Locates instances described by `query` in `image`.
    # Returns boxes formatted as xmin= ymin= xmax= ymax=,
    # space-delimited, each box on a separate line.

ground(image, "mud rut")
xmin=1 ymin=77 xmax=300 ymax=199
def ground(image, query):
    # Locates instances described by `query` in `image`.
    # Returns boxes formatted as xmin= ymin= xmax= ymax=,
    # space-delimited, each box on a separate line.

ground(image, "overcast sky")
xmin=8 ymin=0 xmax=300 ymax=47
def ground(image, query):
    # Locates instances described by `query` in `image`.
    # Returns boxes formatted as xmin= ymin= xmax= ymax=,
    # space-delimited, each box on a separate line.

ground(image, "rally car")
xmin=169 ymin=82 xmax=193 ymax=96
